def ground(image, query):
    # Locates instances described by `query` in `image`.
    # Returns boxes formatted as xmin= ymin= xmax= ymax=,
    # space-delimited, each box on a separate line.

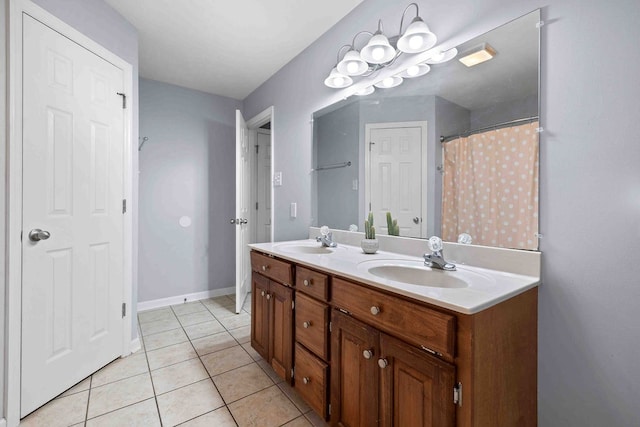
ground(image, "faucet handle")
xmin=320 ymin=225 xmax=330 ymax=236
xmin=427 ymin=236 xmax=443 ymax=252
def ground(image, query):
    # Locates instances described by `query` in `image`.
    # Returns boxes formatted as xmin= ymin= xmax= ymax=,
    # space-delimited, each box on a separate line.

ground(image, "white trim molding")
xmin=5 ymin=2 xmax=134 ymax=425
xmin=137 ymin=287 xmax=236 ymax=312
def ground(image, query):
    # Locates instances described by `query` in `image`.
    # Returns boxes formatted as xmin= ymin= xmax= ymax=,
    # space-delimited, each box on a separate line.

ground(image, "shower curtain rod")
xmin=439 ymin=116 xmax=539 ymax=143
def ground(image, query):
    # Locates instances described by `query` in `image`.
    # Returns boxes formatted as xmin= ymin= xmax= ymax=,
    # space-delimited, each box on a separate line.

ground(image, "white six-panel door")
xmin=366 ymin=122 xmax=427 ymax=238
xmin=21 ymin=15 xmax=125 ymax=416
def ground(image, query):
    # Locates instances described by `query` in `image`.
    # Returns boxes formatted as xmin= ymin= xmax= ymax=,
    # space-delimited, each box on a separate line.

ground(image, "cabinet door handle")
xmin=302 ymin=377 xmax=310 ymax=385
xmin=370 ymin=306 xmax=381 ymax=315
xmin=378 ymin=358 xmax=389 ymax=369
xmin=363 ymin=349 xmax=374 ymax=359
xmin=261 ymin=290 xmax=265 ymax=297
xmin=303 ymin=279 xmax=311 ymax=286
xmin=262 ymin=265 xmax=269 ymax=271
xmin=266 ymin=293 xmax=271 ymax=300
xmin=303 ymin=321 xmax=312 ymax=329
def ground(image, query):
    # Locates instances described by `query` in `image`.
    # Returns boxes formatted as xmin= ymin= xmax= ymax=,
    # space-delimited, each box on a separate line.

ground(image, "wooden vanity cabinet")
xmin=250 ymin=250 xmax=538 ymax=426
xmin=250 ymin=252 xmax=294 ymax=383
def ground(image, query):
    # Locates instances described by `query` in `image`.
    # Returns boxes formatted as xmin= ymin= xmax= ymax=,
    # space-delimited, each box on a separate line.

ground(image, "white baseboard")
xmin=130 ymin=336 xmax=142 ymax=354
xmin=137 ymin=287 xmax=235 ymax=312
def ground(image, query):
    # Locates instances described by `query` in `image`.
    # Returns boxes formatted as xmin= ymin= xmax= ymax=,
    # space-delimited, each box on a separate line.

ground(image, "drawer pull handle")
xmin=303 ymin=279 xmax=311 ymax=286
xmin=303 ymin=377 xmax=310 ymax=385
xmin=261 ymin=265 xmax=269 ymax=272
xmin=370 ymin=306 xmax=381 ymax=315
xmin=303 ymin=321 xmax=312 ymax=329
xmin=378 ymin=358 xmax=389 ymax=369
xmin=363 ymin=349 xmax=374 ymax=360
xmin=266 ymin=293 xmax=271 ymax=300
xmin=261 ymin=291 xmax=265 ymax=297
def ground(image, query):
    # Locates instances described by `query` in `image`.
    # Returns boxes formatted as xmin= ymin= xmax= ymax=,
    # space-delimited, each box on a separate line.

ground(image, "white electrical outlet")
xmin=352 ymin=179 xmax=358 ymax=190
xmin=290 ymin=202 xmax=297 ymax=218
xmin=274 ymin=171 xmax=282 ymax=186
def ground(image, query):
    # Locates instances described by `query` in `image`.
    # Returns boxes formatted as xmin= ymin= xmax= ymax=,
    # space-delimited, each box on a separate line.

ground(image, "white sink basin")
xmin=276 ymin=243 xmax=337 ymax=255
xmin=357 ymin=259 xmax=493 ymax=289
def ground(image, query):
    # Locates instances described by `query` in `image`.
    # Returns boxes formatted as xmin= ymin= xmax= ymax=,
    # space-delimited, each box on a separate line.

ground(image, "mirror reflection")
xmin=312 ymin=10 xmax=539 ymax=250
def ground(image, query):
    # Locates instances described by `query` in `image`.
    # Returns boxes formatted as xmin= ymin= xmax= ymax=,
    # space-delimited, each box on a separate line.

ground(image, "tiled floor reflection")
xmin=20 ymin=294 xmax=328 ymax=427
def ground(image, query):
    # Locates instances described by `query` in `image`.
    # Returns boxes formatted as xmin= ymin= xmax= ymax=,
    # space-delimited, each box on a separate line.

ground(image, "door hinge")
xmin=122 ymin=199 xmax=127 ymax=214
xmin=256 ymin=144 xmax=259 ymax=154
xmin=454 ymin=382 xmax=462 ymax=407
xmin=292 ymin=300 xmax=295 ymax=310
xmin=122 ymin=303 xmax=126 ymax=318
xmin=116 ymin=92 xmax=127 ymax=109
xmin=328 ymin=403 xmax=331 ymax=415
xmin=329 ymin=321 xmax=332 ymax=333
xmin=291 ymin=368 xmax=294 ymax=379
xmin=256 ymin=202 xmax=259 ymax=210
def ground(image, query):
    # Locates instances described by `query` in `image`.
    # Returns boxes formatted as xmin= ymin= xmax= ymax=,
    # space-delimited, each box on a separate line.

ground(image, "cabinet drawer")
xmin=295 ymin=266 xmax=329 ymax=301
xmin=295 ymin=293 xmax=329 ymax=360
xmin=250 ymin=251 xmax=293 ymax=285
xmin=294 ymin=343 xmax=328 ymax=420
xmin=332 ymin=277 xmax=456 ymax=360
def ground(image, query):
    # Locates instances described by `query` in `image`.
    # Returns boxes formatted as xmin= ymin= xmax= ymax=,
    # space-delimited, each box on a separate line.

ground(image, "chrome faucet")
xmin=316 ymin=226 xmax=337 ymax=247
xmin=423 ymin=236 xmax=456 ymax=271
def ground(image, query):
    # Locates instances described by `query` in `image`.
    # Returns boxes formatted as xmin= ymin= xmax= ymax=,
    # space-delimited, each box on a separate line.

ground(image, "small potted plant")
xmin=361 ymin=212 xmax=379 ymax=254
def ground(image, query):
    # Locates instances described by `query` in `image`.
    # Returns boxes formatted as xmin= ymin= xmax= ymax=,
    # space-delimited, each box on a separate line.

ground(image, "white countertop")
xmin=249 ymin=239 xmax=540 ymax=315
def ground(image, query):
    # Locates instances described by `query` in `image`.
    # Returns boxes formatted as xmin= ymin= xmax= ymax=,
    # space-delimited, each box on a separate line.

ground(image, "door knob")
xmin=241 ymin=218 xmax=248 ymax=224
xmin=29 ymin=229 xmax=51 ymax=242
xmin=413 ymin=217 xmax=420 ymax=224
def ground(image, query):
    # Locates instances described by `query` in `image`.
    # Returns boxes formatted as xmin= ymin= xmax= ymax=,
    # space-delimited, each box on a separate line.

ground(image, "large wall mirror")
xmin=312 ymin=10 xmax=540 ymax=250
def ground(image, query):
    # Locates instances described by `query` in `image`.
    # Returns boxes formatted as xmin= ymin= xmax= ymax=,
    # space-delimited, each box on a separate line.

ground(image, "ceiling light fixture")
xmin=324 ymin=3 xmax=457 ymax=93
xmin=458 ymin=43 xmax=497 ymax=67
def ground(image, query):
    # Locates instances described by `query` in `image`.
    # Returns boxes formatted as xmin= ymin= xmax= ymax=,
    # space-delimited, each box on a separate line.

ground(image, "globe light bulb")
xmin=347 ymin=61 xmax=359 ymax=74
xmin=383 ymin=77 xmax=394 ymax=87
xmin=409 ymin=35 xmax=424 ymax=50
xmin=333 ymin=76 xmax=344 ymax=87
xmin=372 ymin=47 xmax=385 ymax=61
xmin=406 ymin=65 xmax=420 ymax=76
xmin=431 ymin=50 xmax=445 ymax=62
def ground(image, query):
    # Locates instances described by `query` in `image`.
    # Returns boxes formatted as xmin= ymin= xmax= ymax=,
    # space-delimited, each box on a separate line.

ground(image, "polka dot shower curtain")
xmin=441 ymin=121 xmax=539 ymax=250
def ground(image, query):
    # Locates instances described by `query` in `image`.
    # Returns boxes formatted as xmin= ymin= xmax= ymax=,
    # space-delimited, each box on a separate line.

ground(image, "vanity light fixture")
xmin=324 ymin=3 xmax=455 ymax=92
xmin=458 ymin=43 xmax=497 ymax=67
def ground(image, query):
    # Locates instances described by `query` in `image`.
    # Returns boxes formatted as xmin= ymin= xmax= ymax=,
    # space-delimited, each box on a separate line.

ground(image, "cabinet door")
xmin=269 ymin=281 xmax=294 ymax=383
xmin=251 ymin=273 xmax=270 ymax=360
xmin=379 ymin=333 xmax=456 ymax=427
xmin=331 ymin=310 xmax=379 ymax=427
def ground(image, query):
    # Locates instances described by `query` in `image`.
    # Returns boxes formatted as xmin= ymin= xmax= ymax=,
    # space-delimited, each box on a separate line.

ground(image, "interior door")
xmin=235 ymin=110 xmax=251 ymax=313
xmin=367 ymin=123 xmax=426 ymax=238
xmin=256 ymin=128 xmax=272 ymax=243
xmin=21 ymin=15 xmax=125 ymax=416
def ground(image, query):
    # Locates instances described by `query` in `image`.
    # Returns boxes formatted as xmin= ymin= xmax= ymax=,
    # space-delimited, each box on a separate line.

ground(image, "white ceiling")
xmin=105 ymin=0 xmax=365 ymax=100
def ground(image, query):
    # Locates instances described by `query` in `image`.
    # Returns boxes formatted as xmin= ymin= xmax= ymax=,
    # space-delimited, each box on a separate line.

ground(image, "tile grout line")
xmin=140 ymin=322 xmax=165 ymax=427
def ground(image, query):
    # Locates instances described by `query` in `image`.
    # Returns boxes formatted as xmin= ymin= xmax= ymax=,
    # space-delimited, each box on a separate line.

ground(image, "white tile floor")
xmin=19 ymin=294 xmax=329 ymax=427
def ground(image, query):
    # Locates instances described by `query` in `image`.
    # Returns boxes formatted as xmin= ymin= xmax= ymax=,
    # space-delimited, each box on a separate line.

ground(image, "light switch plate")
xmin=290 ymin=202 xmax=297 ymax=218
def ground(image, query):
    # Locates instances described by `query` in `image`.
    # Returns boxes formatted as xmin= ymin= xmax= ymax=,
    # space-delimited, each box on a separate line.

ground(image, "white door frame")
xmin=5 ymin=2 xmax=134 ymax=425
xmin=364 ymin=121 xmax=429 ymax=238
xmin=247 ymin=106 xmax=275 ymax=243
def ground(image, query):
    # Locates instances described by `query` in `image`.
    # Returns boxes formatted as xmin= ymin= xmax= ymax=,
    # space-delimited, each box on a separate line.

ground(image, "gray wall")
xmin=470 ymin=93 xmax=538 ymax=129
xmin=139 ymin=78 xmax=240 ymax=302
xmin=243 ymin=0 xmax=640 ymax=424
xmin=2 ymin=0 xmax=137 ymax=419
